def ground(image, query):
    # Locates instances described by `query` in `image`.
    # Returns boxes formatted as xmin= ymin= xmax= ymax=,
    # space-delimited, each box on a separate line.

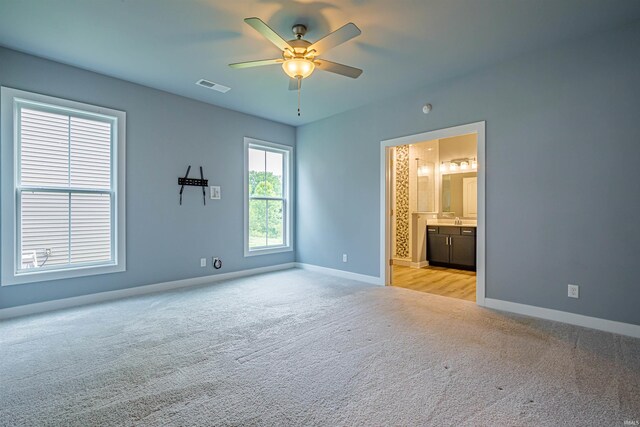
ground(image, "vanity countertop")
xmin=426 ymin=221 xmax=477 ymax=227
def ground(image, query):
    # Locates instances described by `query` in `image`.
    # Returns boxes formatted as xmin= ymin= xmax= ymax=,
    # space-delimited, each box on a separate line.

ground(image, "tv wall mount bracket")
xmin=178 ymin=165 xmax=208 ymax=206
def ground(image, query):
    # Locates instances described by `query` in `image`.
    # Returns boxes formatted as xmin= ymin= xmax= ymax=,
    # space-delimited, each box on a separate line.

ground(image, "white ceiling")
xmin=1 ymin=0 xmax=639 ymax=126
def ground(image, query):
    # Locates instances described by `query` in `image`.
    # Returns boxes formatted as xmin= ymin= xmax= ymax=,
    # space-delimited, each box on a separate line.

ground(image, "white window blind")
xmin=17 ymin=105 xmax=114 ymax=271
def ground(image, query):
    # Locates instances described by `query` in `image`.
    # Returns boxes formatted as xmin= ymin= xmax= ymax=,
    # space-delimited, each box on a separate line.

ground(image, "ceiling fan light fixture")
xmin=282 ymin=58 xmax=315 ymax=79
xmin=231 ymin=17 xmax=363 ymax=116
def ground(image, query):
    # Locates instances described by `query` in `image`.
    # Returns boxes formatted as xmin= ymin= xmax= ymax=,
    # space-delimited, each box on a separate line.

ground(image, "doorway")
xmin=380 ymin=122 xmax=486 ymax=305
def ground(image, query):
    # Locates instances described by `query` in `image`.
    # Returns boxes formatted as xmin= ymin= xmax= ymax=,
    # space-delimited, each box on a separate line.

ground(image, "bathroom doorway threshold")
xmin=392 ymin=265 xmax=477 ymax=302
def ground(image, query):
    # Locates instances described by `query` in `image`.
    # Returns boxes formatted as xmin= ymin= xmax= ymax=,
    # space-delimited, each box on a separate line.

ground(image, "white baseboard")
xmin=295 ymin=263 xmax=383 ymax=285
xmin=410 ymin=261 xmax=429 ymax=268
xmin=0 ymin=263 xmax=296 ymax=320
xmin=484 ymin=298 xmax=640 ymax=339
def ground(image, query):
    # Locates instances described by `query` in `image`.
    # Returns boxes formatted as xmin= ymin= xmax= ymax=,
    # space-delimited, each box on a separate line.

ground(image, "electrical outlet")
xmin=568 ymin=284 xmax=579 ymax=299
xmin=200 ymin=258 xmax=207 ymax=267
xmin=45 ymin=248 xmax=52 ymax=256
xmin=342 ymin=254 xmax=348 ymax=263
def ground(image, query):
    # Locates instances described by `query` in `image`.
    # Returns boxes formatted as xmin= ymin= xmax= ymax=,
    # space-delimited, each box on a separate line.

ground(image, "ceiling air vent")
xmin=196 ymin=79 xmax=231 ymax=93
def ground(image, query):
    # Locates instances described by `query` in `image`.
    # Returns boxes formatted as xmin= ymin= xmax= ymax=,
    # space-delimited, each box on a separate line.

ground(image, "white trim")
xmin=0 ymin=263 xmax=296 ymax=320
xmin=380 ymin=122 xmax=486 ymax=305
xmin=484 ymin=298 xmax=640 ymax=339
xmin=295 ymin=263 xmax=383 ymax=285
xmin=243 ymin=137 xmax=294 ymax=257
xmin=244 ymin=246 xmax=294 ymax=257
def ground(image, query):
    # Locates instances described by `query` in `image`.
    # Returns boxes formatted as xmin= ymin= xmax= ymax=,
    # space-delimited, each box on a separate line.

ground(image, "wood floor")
xmin=392 ymin=265 xmax=476 ymax=301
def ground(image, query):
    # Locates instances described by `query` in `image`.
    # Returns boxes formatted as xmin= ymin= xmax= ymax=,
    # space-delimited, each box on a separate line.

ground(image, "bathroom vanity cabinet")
xmin=426 ymin=226 xmax=476 ymax=270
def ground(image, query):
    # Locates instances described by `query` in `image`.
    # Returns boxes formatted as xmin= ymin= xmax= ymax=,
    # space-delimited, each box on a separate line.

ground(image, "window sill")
xmin=1 ymin=262 xmax=126 ymax=286
xmin=244 ymin=246 xmax=293 ymax=257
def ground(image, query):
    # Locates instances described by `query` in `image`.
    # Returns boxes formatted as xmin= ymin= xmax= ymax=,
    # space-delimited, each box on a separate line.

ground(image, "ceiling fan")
xmin=229 ymin=17 xmax=363 ymax=115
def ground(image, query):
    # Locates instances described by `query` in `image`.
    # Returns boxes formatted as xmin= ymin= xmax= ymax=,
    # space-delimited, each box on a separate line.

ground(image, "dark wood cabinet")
xmin=426 ymin=232 xmax=449 ymax=264
xmin=450 ymin=235 xmax=475 ymax=267
xmin=426 ymin=226 xmax=476 ymax=270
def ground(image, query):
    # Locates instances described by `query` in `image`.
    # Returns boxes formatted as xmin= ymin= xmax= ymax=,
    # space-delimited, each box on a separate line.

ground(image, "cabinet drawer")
xmin=439 ymin=226 xmax=461 ymax=235
xmin=426 ymin=226 xmax=439 ymax=234
xmin=461 ymin=227 xmax=476 ymax=236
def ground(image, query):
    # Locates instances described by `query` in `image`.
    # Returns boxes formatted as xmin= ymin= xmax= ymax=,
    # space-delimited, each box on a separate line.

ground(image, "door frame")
xmin=379 ymin=121 xmax=486 ymax=306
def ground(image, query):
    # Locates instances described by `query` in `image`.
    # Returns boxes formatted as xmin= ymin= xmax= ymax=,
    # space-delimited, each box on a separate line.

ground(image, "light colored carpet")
xmin=1 ymin=269 xmax=639 ymax=426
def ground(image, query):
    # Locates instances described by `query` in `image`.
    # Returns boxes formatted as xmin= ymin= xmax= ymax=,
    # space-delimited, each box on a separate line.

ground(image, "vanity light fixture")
xmin=441 ymin=158 xmax=477 ymax=173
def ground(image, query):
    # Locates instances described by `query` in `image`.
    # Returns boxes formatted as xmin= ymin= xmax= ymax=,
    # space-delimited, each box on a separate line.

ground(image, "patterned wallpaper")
xmin=395 ymin=145 xmax=410 ymax=258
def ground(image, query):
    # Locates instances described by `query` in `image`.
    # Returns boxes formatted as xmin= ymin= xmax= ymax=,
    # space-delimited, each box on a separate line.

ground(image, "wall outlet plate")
xmin=342 ymin=254 xmax=348 ymax=263
xmin=568 ymin=284 xmax=579 ymax=299
xmin=210 ymin=186 xmax=221 ymax=200
xmin=200 ymin=258 xmax=207 ymax=267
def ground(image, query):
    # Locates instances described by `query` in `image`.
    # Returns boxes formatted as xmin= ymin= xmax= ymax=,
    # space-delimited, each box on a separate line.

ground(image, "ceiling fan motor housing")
xmin=284 ymin=39 xmax=313 ymax=59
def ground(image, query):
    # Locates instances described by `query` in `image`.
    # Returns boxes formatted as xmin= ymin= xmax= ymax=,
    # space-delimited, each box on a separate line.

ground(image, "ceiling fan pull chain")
xmin=297 ymin=77 xmax=301 ymax=116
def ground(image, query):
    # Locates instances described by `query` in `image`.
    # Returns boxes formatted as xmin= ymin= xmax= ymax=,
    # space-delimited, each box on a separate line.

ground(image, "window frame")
xmin=1 ymin=87 xmax=126 ymax=286
xmin=243 ymin=137 xmax=293 ymax=257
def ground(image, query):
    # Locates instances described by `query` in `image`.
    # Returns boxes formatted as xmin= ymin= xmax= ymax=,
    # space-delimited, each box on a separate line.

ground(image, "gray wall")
xmin=296 ymin=22 xmax=640 ymax=326
xmin=0 ymin=47 xmax=295 ymax=309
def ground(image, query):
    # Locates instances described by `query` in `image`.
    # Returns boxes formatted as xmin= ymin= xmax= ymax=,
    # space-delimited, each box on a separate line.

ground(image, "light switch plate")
xmin=210 ymin=186 xmax=221 ymax=199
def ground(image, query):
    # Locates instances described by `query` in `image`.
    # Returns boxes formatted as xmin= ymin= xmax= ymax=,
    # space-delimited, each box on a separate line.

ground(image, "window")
xmin=244 ymin=138 xmax=293 ymax=256
xmin=1 ymin=87 xmax=126 ymax=285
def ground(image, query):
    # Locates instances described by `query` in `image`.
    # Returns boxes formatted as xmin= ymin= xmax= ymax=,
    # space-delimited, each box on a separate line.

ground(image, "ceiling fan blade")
xmin=244 ymin=17 xmax=292 ymax=51
xmin=308 ymin=23 xmax=361 ymax=55
xmin=314 ymin=59 xmax=363 ymax=79
xmin=229 ymin=58 xmax=282 ymax=69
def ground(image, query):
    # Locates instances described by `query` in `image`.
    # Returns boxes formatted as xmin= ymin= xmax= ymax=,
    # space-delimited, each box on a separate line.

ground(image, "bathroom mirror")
xmin=441 ymin=172 xmax=477 ymax=218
